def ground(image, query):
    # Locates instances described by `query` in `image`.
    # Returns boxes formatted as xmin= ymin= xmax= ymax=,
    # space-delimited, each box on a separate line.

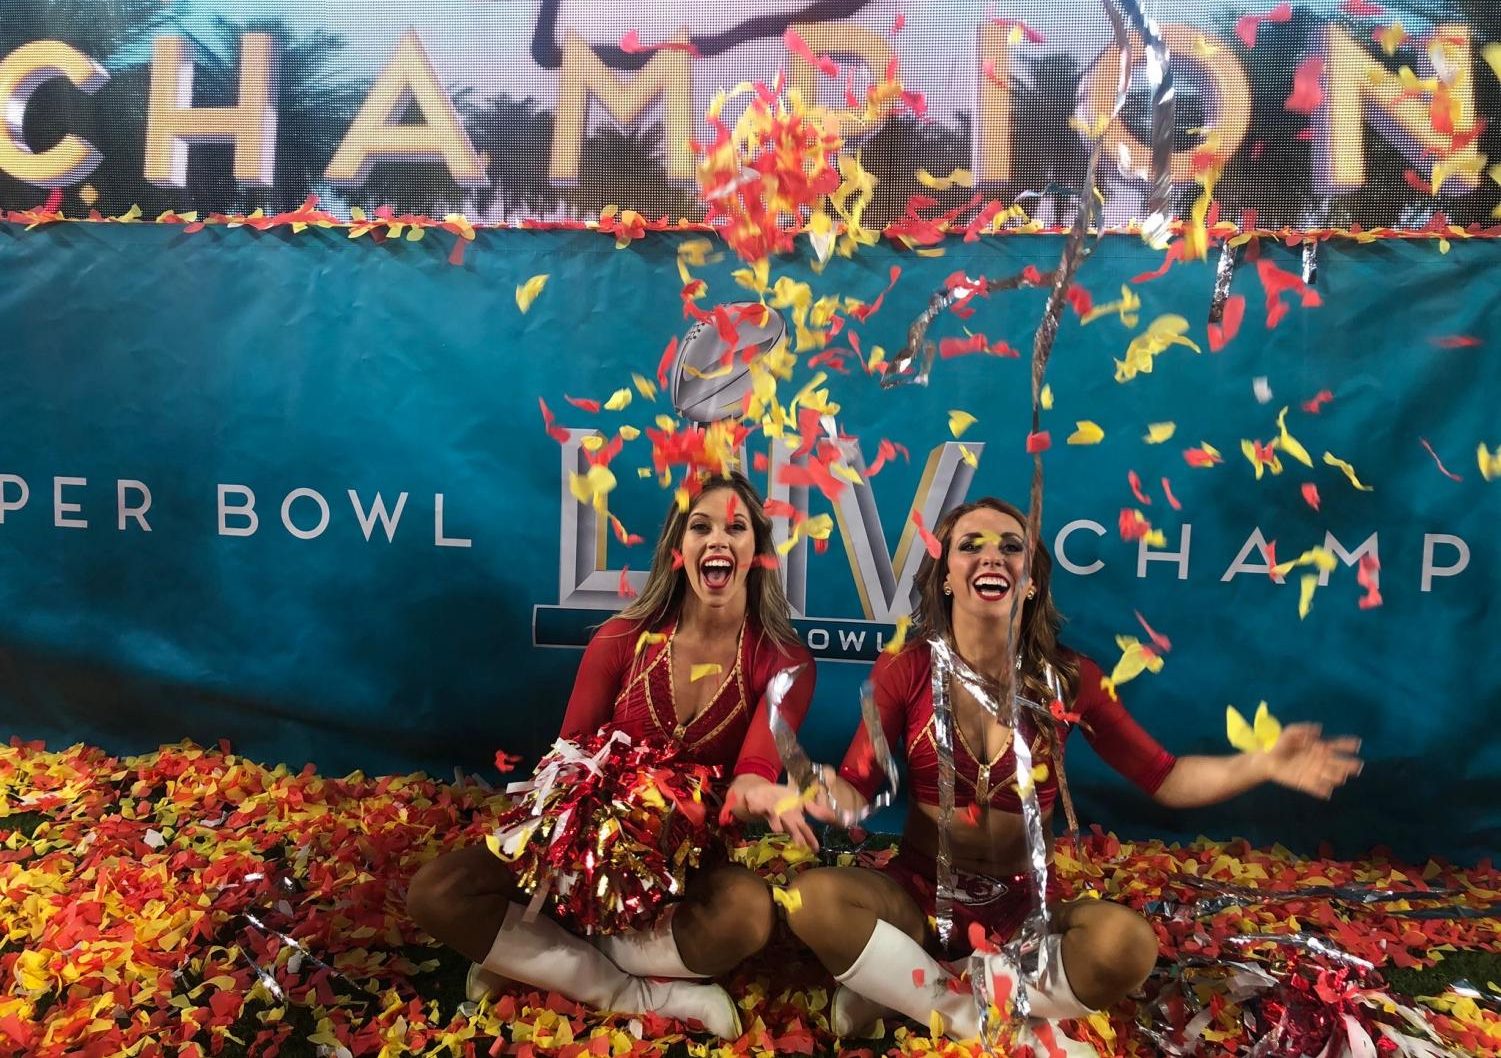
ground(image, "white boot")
xmin=480 ymin=904 xmax=742 ymax=1039
xmin=829 ymin=984 xmax=894 ymax=1037
xmin=465 ymin=962 xmax=508 ymax=1002
xmin=836 ymin=921 xmax=1097 ymax=1051
xmin=592 ymin=905 xmax=709 ymax=979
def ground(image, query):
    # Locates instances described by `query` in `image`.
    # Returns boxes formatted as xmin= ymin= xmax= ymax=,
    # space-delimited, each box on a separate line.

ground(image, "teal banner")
xmin=0 ymin=226 xmax=1496 ymax=860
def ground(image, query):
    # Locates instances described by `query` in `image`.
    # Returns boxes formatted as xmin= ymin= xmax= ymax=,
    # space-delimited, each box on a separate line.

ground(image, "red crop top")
xmin=837 ymin=641 xmax=1175 ymax=810
xmin=560 ymin=616 xmax=814 ymax=783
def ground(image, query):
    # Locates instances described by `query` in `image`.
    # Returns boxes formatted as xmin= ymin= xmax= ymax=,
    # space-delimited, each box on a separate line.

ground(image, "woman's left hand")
xmin=1265 ymin=723 xmax=1363 ymax=799
xmin=727 ymin=774 xmax=822 ymax=851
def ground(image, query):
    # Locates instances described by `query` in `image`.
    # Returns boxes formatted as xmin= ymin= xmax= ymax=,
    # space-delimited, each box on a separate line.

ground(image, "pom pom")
xmin=487 ymin=730 xmax=725 ymax=933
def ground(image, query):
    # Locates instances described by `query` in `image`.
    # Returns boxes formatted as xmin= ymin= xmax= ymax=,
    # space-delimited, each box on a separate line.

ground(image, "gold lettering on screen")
xmin=144 ymin=33 xmax=279 ymax=188
xmin=325 ymin=29 xmax=486 ymax=188
xmin=0 ymin=41 xmax=108 ymax=187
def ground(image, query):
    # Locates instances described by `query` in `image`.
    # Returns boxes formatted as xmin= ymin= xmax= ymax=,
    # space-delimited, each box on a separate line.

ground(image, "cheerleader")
xmin=407 ymin=472 xmax=815 ymax=1039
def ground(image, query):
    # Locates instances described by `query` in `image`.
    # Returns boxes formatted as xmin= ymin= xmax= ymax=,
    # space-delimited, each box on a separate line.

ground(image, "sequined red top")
xmin=837 ymin=641 xmax=1175 ymax=810
xmin=560 ymin=616 xmax=814 ymax=782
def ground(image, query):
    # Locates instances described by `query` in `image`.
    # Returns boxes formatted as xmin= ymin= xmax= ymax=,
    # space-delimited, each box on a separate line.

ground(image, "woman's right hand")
xmin=803 ymin=765 xmax=871 ymax=827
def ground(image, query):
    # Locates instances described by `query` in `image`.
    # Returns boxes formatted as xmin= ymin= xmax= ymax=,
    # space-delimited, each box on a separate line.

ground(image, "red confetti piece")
xmin=618 ymin=567 xmax=636 ymax=598
xmin=1134 ymin=610 xmax=1173 ymax=653
xmin=1066 ymin=284 xmax=1094 ymax=317
xmin=1301 ymin=389 xmax=1335 ymax=414
xmin=1184 ymin=445 xmax=1223 ymax=467
xmin=619 ymin=29 xmax=701 ymax=57
xmin=848 ymin=266 xmax=901 ymax=324
xmin=1302 ymin=482 xmax=1322 ymax=510
xmin=1131 ymin=240 xmax=1187 ymax=284
xmin=656 ymin=336 xmax=679 ymax=387
xmin=1161 ymin=477 xmax=1182 ymax=510
xmin=494 ymin=750 xmax=524 ymax=773
xmin=1403 ymin=169 xmax=1431 ymax=194
xmin=672 ymin=548 xmax=685 ymax=569
xmin=991 ymin=18 xmax=1046 ymax=43
xmin=1128 ymin=470 xmax=1153 ymax=505
xmin=1236 ymin=1 xmax=1293 ymax=49
xmin=1118 ymin=508 xmax=1155 ymax=541
xmin=1256 ymin=257 xmax=1323 ymax=328
xmin=565 ymin=394 xmax=602 ymax=413
xmin=911 ymin=509 xmax=942 ymax=559
xmin=784 ymin=27 xmax=838 ymax=76
xmin=1026 ymin=431 xmax=1052 ymax=453
xmin=538 ymin=397 xmax=572 ymax=444
xmin=1286 ymin=57 xmax=1326 ymax=115
xmin=1340 ymin=0 xmax=1384 ymax=14
xmin=911 ymin=968 xmax=926 ymax=988
xmin=1358 ymin=553 xmax=1383 ymax=609
xmin=892 ymin=12 xmax=906 ymax=31
xmin=1208 ymin=294 xmax=1247 ymax=352
xmin=609 ymin=514 xmax=644 ymax=547
xmin=1430 ymin=335 xmax=1482 ymax=348
xmin=1419 ymin=438 xmax=1464 ymax=481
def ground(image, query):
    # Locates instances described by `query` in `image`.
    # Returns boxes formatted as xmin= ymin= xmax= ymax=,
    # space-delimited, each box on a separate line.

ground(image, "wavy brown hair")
xmin=909 ymin=497 xmax=1080 ymax=707
xmin=613 ymin=471 xmax=800 ymax=650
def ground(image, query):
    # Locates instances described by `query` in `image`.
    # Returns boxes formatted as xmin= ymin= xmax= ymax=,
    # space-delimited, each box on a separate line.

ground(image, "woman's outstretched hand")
xmin=1265 ymin=723 xmax=1363 ymax=799
xmin=728 ymin=774 xmax=824 ymax=851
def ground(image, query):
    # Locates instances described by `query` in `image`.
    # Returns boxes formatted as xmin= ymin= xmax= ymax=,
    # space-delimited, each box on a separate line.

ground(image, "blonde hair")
xmin=909 ymin=497 xmax=1080 ymax=707
xmin=614 ymin=472 xmax=800 ymax=648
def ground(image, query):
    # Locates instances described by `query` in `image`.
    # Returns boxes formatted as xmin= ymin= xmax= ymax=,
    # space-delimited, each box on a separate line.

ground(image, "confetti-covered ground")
xmin=3 ymin=739 xmax=1499 ymax=1058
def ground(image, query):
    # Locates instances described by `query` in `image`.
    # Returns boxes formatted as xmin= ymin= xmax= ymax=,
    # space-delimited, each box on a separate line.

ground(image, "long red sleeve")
xmin=837 ymin=647 xmax=922 ymax=801
xmin=558 ymin=618 xmax=636 ymax=741
xmin=732 ymin=632 xmax=816 ymax=782
xmin=1073 ymin=654 xmax=1177 ymax=795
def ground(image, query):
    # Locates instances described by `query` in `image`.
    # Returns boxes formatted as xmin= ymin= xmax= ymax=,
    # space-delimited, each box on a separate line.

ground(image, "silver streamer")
xmin=1172 ymin=874 xmax=1463 ymax=915
xmin=1208 ymin=239 xmax=1239 ymax=324
xmin=1104 ymin=0 xmax=1177 ymax=249
xmin=1302 ymin=240 xmax=1319 ymax=286
xmin=765 ymin=663 xmax=816 ymax=794
xmin=1224 ymin=931 xmax=1377 ymax=972
xmin=766 ymin=666 xmax=899 ymax=827
xmin=928 ymin=639 xmax=1052 ymax=1034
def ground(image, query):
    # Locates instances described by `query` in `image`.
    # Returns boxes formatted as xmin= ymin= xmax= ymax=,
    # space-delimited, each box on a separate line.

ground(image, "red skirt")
xmin=872 ymin=844 xmax=1063 ymax=958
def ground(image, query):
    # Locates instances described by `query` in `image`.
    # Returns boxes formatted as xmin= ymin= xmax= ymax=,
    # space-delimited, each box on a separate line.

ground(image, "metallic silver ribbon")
xmin=1223 ymin=931 xmax=1377 ymax=972
xmin=766 ymin=665 xmax=899 ymax=827
xmin=1209 ymin=239 xmax=1239 ymax=325
xmin=1172 ymin=874 xmax=1463 ymax=915
xmin=928 ymin=638 xmax=1052 ymax=1032
xmin=1302 ymin=240 xmax=1319 ymax=286
xmin=1106 ymin=0 xmax=1177 ymax=249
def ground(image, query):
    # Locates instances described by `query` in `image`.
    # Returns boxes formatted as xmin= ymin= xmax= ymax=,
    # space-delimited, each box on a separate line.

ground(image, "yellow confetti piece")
xmin=690 ymin=663 xmax=723 ymax=682
xmin=1040 ymin=384 xmax=1054 ymax=410
xmin=958 ymin=444 xmax=979 ymax=468
xmin=1298 ymin=572 xmax=1319 ymax=620
xmin=1273 ymin=546 xmax=1337 ymax=578
xmin=618 ymin=424 xmax=641 ymax=441
xmin=770 ymin=886 xmax=803 ymax=914
xmin=1275 ymin=407 xmax=1314 ymax=467
xmin=1227 ymin=702 xmax=1283 ymax=753
xmin=1476 ymin=42 xmax=1501 ymax=84
xmin=580 ymin=434 xmax=605 ymax=453
xmin=1099 ymin=635 xmax=1164 ymax=701
xmin=567 ymin=464 xmax=617 ymax=511
xmin=635 ymin=631 xmax=666 ymax=654
xmin=1115 ymin=315 xmax=1201 ymax=382
xmin=885 ymin=615 xmax=911 ymax=655
xmin=515 ymin=273 xmax=548 ymax=313
xmin=1067 ymin=421 xmax=1105 ymax=445
xmin=1477 ymin=443 xmax=1501 ymax=481
xmin=603 ymin=388 xmax=632 ymax=411
xmin=1144 ymin=422 xmax=1177 ymax=444
xmin=947 ymin=410 xmax=977 ymax=438
xmin=1323 ymin=451 xmax=1374 ymax=491
xmin=1241 ymin=438 xmax=1283 ymax=479
xmin=632 ymin=373 xmax=658 ymax=400
xmin=915 ymin=167 xmax=975 ymax=191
